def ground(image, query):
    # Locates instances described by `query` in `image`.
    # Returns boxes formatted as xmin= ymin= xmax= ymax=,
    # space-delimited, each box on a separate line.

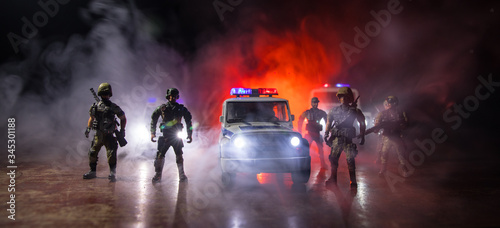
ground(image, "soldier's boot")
xmin=83 ymin=163 xmax=97 ymax=179
xmin=108 ymin=164 xmax=116 ymax=182
xmin=152 ymin=158 xmax=165 ymax=183
xmin=379 ymin=162 xmax=387 ymax=177
xmin=177 ymin=163 xmax=188 ymax=182
xmin=348 ymin=161 xmax=357 ymax=188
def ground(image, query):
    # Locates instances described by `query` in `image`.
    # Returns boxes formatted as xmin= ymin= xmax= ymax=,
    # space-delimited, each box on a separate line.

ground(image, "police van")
xmin=219 ymin=88 xmax=311 ymax=186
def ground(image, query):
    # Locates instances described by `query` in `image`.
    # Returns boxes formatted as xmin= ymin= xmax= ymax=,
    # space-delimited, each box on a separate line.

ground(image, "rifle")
xmin=352 ymin=95 xmax=360 ymax=108
xmin=324 ymin=96 xmax=361 ymax=147
xmin=89 ymin=88 xmax=127 ymax=147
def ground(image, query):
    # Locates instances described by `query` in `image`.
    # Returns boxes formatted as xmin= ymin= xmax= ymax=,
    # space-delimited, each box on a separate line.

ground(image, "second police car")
xmin=219 ymin=88 xmax=311 ymax=186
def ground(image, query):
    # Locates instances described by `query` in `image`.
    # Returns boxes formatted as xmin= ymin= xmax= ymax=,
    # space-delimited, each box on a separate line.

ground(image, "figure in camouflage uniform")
xmin=324 ymin=87 xmax=365 ymax=188
xmin=298 ymin=97 xmax=328 ymax=168
xmin=84 ymin=83 xmax=127 ymax=182
xmin=374 ymin=96 xmax=408 ymax=176
xmin=150 ymin=88 xmax=193 ymax=183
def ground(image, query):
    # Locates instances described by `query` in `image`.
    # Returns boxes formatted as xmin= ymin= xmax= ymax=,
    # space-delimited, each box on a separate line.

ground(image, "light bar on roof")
xmin=230 ymin=88 xmax=278 ymax=96
xmin=336 ymin=83 xmax=350 ymax=88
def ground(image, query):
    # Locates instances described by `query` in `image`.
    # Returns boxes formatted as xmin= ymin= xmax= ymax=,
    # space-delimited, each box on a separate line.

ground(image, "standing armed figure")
xmin=324 ymin=87 xmax=365 ymax=188
xmin=150 ymin=88 xmax=193 ymax=183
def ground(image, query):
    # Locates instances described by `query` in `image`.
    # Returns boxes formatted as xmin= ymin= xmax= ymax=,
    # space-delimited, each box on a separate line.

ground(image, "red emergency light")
xmin=258 ymin=88 xmax=278 ymax=95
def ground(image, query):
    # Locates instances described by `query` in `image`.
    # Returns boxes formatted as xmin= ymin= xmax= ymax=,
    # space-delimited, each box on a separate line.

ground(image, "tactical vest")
xmin=159 ymin=103 xmax=185 ymax=132
xmin=380 ymin=108 xmax=403 ymax=123
xmin=306 ymin=108 xmax=324 ymax=132
xmin=380 ymin=108 xmax=406 ymax=135
xmin=92 ymin=100 xmax=117 ymax=134
xmin=331 ymin=105 xmax=357 ymax=128
xmin=330 ymin=105 xmax=358 ymax=138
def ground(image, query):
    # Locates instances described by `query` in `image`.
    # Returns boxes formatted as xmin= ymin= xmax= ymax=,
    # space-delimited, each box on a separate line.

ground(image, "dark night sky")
xmin=0 ymin=0 xmax=499 ymax=158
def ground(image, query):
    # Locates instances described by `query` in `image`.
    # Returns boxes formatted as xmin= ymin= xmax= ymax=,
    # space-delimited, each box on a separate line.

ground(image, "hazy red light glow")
xmin=199 ymin=21 xmax=344 ymax=129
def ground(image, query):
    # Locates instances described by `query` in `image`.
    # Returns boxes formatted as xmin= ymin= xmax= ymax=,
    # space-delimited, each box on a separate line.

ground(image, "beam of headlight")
xmin=129 ymin=123 xmax=150 ymax=142
xmin=290 ymin=136 xmax=301 ymax=147
xmin=234 ymin=137 xmax=246 ymax=148
xmin=176 ymin=122 xmax=198 ymax=139
xmin=177 ymin=129 xmax=188 ymax=139
xmin=319 ymin=119 xmax=326 ymax=133
xmin=233 ymin=136 xmax=246 ymax=148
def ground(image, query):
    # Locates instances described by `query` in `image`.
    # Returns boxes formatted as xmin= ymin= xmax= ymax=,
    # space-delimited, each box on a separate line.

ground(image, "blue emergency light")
xmin=230 ymin=88 xmax=253 ymax=95
xmin=230 ymin=88 xmax=278 ymax=97
xmin=335 ymin=83 xmax=350 ymax=88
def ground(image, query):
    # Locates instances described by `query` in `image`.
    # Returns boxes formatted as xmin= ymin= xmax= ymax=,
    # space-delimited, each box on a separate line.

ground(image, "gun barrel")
xmin=90 ymin=88 xmax=100 ymax=102
xmin=354 ymin=95 xmax=360 ymax=103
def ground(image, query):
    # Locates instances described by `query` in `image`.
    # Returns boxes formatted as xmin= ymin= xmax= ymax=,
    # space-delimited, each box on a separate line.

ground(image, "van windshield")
xmin=226 ymin=101 xmax=290 ymax=123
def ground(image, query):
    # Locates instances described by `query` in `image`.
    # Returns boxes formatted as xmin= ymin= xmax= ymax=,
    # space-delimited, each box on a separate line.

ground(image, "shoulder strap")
xmin=334 ymin=106 xmax=356 ymax=127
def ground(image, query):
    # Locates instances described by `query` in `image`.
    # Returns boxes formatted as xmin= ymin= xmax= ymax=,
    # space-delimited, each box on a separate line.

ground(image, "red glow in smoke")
xmin=210 ymin=24 xmax=342 ymax=129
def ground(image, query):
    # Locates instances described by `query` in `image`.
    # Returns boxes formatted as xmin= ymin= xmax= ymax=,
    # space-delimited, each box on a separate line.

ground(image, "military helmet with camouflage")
xmin=97 ymin=82 xmax=113 ymax=97
xmin=336 ymin=87 xmax=354 ymax=102
xmin=385 ymin=96 xmax=399 ymax=106
xmin=166 ymin=88 xmax=180 ymax=99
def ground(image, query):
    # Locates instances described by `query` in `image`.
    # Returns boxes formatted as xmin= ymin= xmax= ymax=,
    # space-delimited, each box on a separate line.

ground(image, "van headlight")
xmin=233 ymin=136 xmax=247 ymax=148
xmin=290 ymin=136 xmax=301 ymax=147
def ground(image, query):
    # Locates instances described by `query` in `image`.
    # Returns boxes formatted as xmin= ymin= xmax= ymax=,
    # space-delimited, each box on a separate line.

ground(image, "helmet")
xmin=311 ymin=97 xmax=320 ymax=103
xmin=385 ymin=96 xmax=399 ymax=106
xmin=166 ymin=88 xmax=180 ymax=99
xmin=97 ymin=83 xmax=112 ymax=97
xmin=336 ymin=87 xmax=354 ymax=102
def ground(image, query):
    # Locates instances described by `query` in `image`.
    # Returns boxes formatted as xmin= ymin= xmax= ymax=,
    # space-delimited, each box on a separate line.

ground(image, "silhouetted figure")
xmin=298 ymin=97 xmax=328 ymax=168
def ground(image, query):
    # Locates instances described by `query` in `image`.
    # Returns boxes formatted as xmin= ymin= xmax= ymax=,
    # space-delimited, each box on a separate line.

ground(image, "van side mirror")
xmin=219 ymin=115 xmax=224 ymax=123
xmin=291 ymin=114 xmax=295 ymax=121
